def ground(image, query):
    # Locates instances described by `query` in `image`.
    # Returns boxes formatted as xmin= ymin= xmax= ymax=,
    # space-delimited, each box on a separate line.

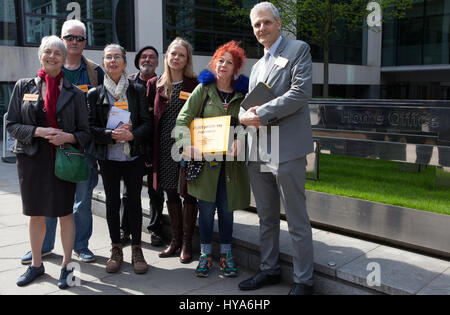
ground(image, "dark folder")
xmin=240 ymin=82 xmax=275 ymax=111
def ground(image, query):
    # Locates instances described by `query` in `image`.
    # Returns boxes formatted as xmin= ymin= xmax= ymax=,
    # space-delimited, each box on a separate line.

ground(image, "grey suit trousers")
xmin=248 ymin=158 xmax=314 ymax=286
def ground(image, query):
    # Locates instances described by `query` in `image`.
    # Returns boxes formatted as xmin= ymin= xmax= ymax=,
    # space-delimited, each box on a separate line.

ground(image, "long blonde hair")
xmin=157 ymin=37 xmax=196 ymax=98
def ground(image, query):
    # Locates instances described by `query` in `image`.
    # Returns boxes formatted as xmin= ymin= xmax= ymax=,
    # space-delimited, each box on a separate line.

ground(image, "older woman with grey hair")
xmin=6 ymin=35 xmax=90 ymax=289
xmin=87 ymin=44 xmax=151 ymax=275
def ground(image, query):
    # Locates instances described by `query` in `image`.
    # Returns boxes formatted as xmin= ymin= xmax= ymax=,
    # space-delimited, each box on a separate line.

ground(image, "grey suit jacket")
xmin=240 ymin=37 xmax=314 ymax=164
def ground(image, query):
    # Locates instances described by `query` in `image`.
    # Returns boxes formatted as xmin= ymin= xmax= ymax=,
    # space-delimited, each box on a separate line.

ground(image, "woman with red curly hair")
xmin=176 ymin=41 xmax=250 ymax=278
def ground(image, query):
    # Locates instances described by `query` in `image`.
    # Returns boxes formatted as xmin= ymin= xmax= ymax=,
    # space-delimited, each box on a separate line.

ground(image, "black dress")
xmin=16 ymin=101 xmax=76 ymax=217
xmin=158 ymin=81 xmax=184 ymax=190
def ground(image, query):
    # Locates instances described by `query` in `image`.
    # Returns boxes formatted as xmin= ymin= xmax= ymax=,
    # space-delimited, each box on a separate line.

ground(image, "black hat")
xmin=134 ymin=46 xmax=159 ymax=70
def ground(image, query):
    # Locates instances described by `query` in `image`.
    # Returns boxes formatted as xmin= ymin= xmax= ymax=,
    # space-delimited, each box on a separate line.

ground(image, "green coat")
xmin=176 ymin=82 xmax=250 ymax=212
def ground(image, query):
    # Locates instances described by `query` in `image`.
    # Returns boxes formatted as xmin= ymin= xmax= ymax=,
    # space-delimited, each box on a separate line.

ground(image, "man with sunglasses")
xmin=61 ymin=20 xmax=104 ymax=89
xmin=20 ymin=19 xmax=104 ymax=266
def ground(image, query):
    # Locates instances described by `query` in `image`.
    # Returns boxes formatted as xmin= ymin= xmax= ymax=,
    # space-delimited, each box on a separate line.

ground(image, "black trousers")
xmin=99 ymin=157 xmax=145 ymax=246
xmin=121 ymin=166 xmax=165 ymax=234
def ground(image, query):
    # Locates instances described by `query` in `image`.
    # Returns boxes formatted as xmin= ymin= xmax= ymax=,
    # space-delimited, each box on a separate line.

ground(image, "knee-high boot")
xmin=159 ymin=202 xmax=183 ymax=258
xmin=180 ymin=202 xmax=198 ymax=263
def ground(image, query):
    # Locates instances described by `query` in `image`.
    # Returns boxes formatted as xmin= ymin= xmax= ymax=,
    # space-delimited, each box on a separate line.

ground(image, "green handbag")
xmin=55 ymin=144 xmax=89 ymax=183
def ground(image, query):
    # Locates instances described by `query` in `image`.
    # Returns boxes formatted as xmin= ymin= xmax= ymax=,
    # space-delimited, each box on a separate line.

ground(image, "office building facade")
xmin=1 ymin=0 xmax=449 ymax=131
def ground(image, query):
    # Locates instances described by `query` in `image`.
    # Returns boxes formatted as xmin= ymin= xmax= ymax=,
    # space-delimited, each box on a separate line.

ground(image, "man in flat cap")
xmin=121 ymin=46 xmax=164 ymax=246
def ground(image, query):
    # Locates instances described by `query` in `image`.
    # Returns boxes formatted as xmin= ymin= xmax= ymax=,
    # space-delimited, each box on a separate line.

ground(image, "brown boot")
xmin=132 ymin=245 xmax=148 ymax=274
xmin=159 ymin=202 xmax=183 ymax=258
xmin=106 ymin=244 xmax=123 ymax=273
xmin=180 ymin=202 xmax=198 ymax=264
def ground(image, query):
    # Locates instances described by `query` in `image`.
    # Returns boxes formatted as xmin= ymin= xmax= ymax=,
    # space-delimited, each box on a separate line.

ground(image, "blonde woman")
xmin=148 ymin=37 xmax=198 ymax=263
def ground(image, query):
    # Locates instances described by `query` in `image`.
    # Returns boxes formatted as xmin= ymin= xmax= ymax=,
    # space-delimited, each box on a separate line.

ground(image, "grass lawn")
xmin=305 ymin=154 xmax=450 ymax=215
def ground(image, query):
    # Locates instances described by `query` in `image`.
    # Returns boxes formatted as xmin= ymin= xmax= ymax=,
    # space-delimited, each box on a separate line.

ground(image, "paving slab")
xmin=0 ymin=213 xmax=29 ymax=227
xmin=417 ymin=268 xmax=450 ymax=295
xmin=49 ymin=278 xmax=131 ymax=295
xmin=337 ymin=246 xmax=450 ymax=295
xmin=311 ymin=231 xmax=381 ymax=277
xmin=0 ymin=225 xmax=29 ymax=247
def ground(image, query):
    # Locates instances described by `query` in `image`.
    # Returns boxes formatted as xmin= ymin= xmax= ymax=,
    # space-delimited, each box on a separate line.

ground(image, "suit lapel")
xmin=250 ymin=60 xmax=262 ymax=92
xmin=262 ymin=37 xmax=288 ymax=84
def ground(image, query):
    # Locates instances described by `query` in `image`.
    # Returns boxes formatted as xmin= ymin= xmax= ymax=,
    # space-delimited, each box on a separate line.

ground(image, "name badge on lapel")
xmin=179 ymin=91 xmax=191 ymax=101
xmin=114 ymin=101 xmax=128 ymax=111
xmin=275 ymin=56 xmax=289 ymax=68
xmin=23 ymin=94 xmax=39 ymax=102
xmin=77 ymin=85 xmax=89 ymax=93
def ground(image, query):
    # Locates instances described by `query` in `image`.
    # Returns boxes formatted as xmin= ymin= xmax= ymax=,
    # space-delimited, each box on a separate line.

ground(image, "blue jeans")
xmin=198 ymin=165 xmax=233 ymax=255
xmin=42 ymin=152 xmax=98 ymax=252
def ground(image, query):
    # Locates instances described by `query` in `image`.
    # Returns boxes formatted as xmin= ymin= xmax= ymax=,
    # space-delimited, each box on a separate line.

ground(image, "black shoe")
xmin=239 ymin=270 xmax=281 ymax=291
xmin=150 ymin=232 xmax=163 ymax=247
xmin=288 ymin=283 xmax=314 ymax=295
xmin=57 ymin=266 xmax=74 ymax=290
xmin=16 ymin=264 xmax=45 ymax=287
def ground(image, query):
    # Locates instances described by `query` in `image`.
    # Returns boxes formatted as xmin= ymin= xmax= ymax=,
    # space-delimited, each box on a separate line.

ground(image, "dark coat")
xmin=87 ymin=80 xmax=152 ymax=161
xmin=147 ymin=76 xmax=198 ymax=190
xmin=6 ymin=76 xmax=90 ymax=156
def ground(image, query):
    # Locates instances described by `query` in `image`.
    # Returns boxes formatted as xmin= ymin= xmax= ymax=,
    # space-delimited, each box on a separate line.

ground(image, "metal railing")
xmin=2 ymin=113 xmax=16 ymax=163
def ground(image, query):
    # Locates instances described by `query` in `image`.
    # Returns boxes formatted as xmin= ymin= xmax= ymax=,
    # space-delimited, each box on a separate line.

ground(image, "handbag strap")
xmin=197 ymin=87 xmax=209 ymax=118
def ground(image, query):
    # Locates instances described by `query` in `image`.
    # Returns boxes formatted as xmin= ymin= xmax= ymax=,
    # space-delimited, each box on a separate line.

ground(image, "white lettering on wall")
xmin=367 ymin=2 xmax=382 ymax=27
xmin=67 ymin=2 xmax=81 ymax=20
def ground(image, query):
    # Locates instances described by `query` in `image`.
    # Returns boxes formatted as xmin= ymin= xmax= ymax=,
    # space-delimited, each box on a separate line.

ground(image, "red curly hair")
xmin=209 ymin=41 xmax=246 ymax=76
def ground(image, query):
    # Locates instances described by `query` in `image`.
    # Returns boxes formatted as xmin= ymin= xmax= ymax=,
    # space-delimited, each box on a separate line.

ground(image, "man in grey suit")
xmin=238 ymin=2 xmax=314 ymax=295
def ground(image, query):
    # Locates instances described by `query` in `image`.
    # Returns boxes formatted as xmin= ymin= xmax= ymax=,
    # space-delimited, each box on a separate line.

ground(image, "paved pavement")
xmin=0 ymin=157 xmax=292 ymax=295
xmin=0 ymin=151 xmax=449 ymax=295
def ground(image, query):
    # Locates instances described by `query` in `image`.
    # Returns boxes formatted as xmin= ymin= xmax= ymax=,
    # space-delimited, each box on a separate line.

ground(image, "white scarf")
xmin=104 ymin=72 xmax=131 ymax=157
xmin=104 ymin=72 xmax=129 ymax=103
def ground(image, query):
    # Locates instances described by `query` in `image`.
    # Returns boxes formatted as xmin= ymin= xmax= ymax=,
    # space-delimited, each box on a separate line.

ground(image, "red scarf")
xmin=38 ymin=69 xmax=63 ymax=128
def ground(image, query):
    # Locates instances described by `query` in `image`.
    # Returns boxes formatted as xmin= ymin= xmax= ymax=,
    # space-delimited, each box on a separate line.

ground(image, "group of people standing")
xmin=6 ymin=2 xmax=315 ymax=295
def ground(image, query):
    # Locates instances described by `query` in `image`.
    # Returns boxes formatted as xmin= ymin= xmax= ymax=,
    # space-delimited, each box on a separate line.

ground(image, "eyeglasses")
xmin=104 ymin=55 xmax=123 ymax=61
xmin=63 ymin=35 xmax=86 ymax=42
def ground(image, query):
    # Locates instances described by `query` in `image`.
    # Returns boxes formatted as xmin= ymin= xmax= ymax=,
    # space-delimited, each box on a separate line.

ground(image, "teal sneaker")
xmin=195 ymin=254 xmax=212 ymax=278
xmin=220 ymin=253 xmax=238 ymax=277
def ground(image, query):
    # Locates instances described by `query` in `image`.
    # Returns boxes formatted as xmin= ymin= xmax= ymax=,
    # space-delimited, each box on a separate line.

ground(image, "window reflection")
xmin=0 ymin=0 xmax=17 ymax=46
xmin=382 ymin=0 xmax=450 ymax=66
xmin=22 ymin=0 xmax=134 ymax=50
xmin=165 ymin=1 xmax=262 ymax=58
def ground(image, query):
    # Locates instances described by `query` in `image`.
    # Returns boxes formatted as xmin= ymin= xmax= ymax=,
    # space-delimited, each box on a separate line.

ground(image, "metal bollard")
xmin=2 ymin=113 xmax=16 ymax=163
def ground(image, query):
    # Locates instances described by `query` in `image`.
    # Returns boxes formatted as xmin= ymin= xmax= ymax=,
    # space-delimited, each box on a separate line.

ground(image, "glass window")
xmin=307 ymin=21 xmax=363 ymax=65
xmin=22 ymin=0 xmax=134 ymax=50
xmin=164 ymin=0 xmax=262 ymax=58
xmin=0 ymin=0 xmax=18 ymax=46
xmin=382 ymin=0 xmax=450 ymax=66
xmin=424 ymin=14 xmax=450 ymax=64
xmin=397 ymin=16 xmax=423 ymax=65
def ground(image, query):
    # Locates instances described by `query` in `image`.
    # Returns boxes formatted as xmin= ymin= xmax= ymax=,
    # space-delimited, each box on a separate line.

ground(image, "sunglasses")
xmin=63 ymin=35 xmax=86 ymax=42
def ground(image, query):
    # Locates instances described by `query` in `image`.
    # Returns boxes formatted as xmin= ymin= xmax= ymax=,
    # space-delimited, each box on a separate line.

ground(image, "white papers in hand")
xmin=107 ymin=106 xmax=131 ymax=130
